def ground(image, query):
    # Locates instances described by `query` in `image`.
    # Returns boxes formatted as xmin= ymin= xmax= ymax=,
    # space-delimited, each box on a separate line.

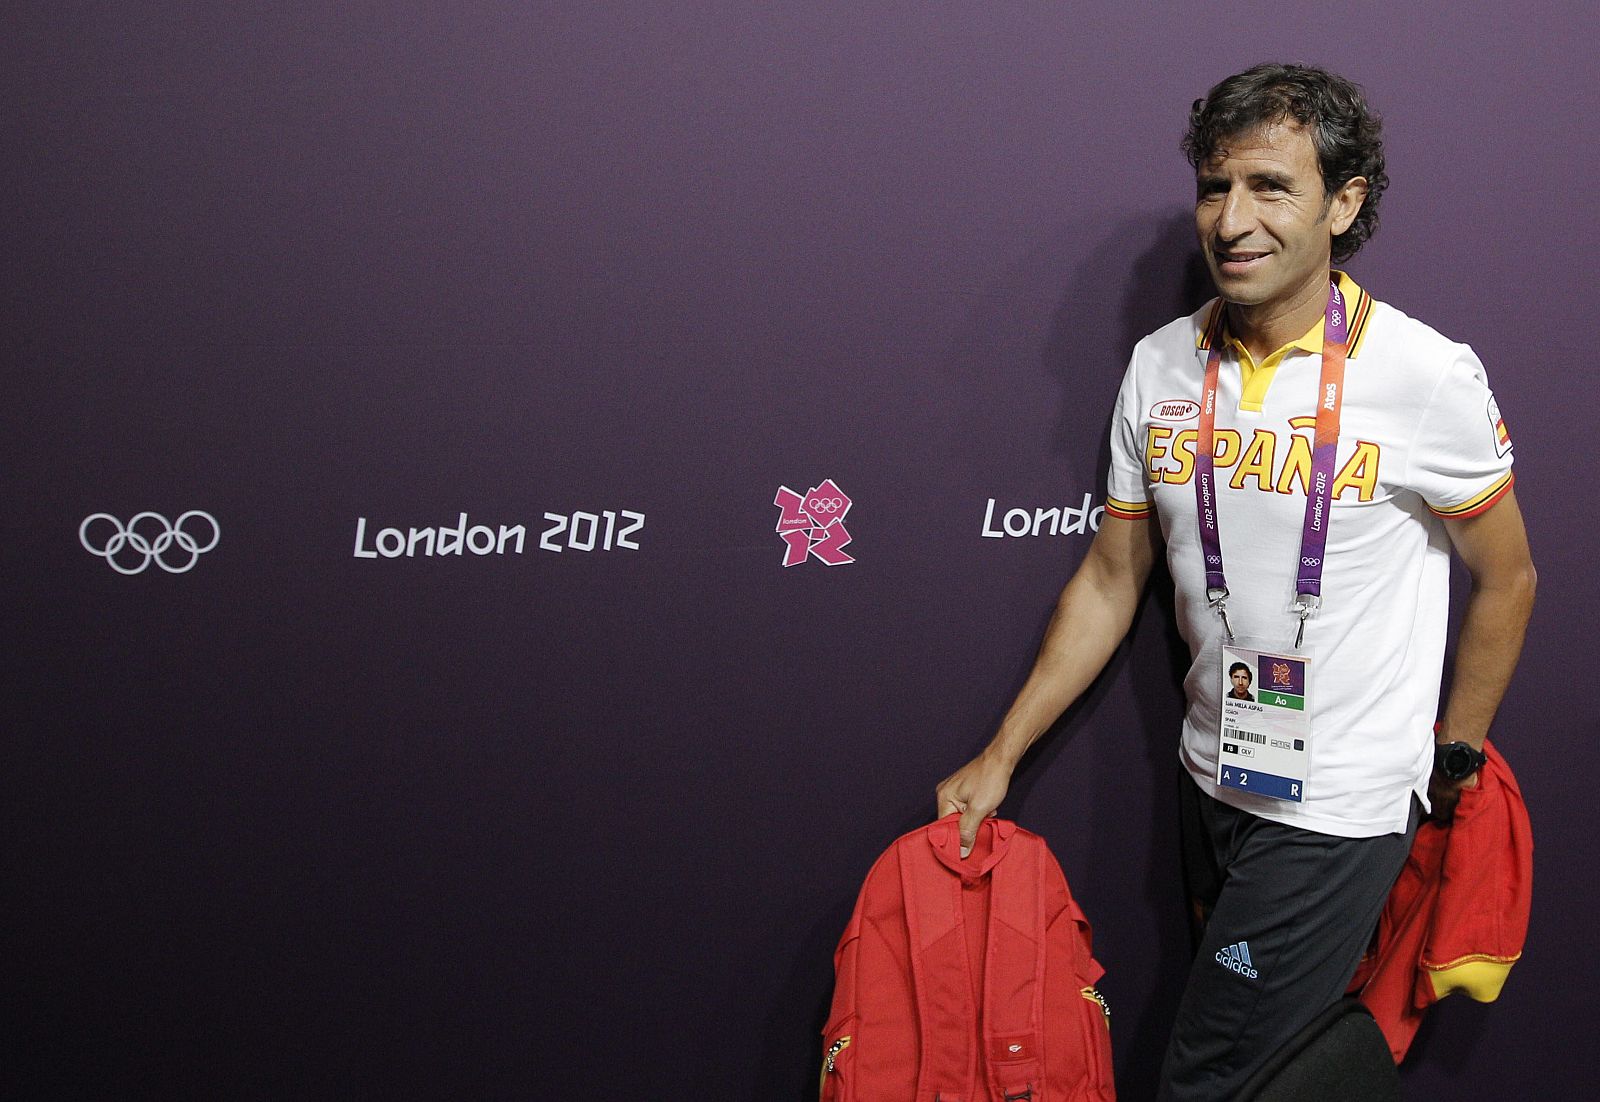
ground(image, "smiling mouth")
xmin=1216 ymin=250 xmax=1270 ymax=273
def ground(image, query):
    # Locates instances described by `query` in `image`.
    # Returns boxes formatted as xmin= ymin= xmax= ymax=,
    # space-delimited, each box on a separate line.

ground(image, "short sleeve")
xmin=1406 ymin=346 xmax=1515 ymax=519
xmin=1105 ymin=350 xmax=1153 ymax=520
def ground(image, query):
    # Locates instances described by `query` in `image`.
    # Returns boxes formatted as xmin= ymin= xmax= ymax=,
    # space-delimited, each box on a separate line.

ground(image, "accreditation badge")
xmin=1216 ymin=642 xmax=1312 ymax=802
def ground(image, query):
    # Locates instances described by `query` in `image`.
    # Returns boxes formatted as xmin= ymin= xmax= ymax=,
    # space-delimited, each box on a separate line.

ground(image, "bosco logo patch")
xmin=1149 ymin=398 xmax=1200 ymax=423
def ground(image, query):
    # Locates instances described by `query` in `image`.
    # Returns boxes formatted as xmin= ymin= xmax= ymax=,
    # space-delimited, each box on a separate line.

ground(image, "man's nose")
xmin=1215 ymin=189 xmax=1255 ymax=240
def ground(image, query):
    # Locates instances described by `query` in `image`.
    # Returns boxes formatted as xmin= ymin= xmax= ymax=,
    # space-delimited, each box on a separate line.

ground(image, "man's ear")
xmin=1329 ymin=176 xmax=1369 ymax=237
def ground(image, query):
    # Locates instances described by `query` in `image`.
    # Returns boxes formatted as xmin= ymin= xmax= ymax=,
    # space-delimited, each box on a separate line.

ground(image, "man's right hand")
xmin=935 ymin=752 xmax=1015 ymax=858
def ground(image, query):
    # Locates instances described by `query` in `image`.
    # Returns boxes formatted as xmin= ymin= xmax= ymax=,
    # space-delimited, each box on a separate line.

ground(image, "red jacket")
xmin=1348 ymin=739 xmax=1533 ymax=1061
xmin=821 ymin=816 xmax=1115 ymax=1101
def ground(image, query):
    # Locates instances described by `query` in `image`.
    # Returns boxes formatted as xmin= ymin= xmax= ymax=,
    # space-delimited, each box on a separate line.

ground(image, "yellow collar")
xmin=1196 ymin=272 xmax=1372 ymax=412
xmin=1197 ymin=270 xmax=1372 ymax=360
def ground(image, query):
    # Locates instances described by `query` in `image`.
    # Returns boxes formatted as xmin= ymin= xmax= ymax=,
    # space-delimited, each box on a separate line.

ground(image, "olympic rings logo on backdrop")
xmin=79 ymin=511 xmax=220 ymax=574
xmin=806 ymin=496 xmax=844 ymax=515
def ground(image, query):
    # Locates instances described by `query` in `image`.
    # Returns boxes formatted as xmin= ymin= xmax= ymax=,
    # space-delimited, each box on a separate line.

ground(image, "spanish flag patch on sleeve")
xmin=1488 ymin=395 xmax=1513 ymax=458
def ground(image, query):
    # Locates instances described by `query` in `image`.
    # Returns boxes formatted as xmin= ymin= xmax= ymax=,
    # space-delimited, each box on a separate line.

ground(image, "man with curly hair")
xmin=937 ymin=64 xmax=1536 ymax=1098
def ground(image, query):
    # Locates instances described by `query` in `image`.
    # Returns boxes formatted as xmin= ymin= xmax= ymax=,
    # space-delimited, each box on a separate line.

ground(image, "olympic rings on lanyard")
xmin=79 ymin=511 xmax=220 ymax=574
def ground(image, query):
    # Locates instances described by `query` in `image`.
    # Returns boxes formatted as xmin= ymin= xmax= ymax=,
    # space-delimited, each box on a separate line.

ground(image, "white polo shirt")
xmin=1105 ymin=272 xmax=1515 ymax=837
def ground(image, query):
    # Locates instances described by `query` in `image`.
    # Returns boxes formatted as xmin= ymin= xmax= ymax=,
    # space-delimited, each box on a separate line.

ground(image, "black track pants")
xmin=1158 ymin=776 xmax=1418 ymax=1101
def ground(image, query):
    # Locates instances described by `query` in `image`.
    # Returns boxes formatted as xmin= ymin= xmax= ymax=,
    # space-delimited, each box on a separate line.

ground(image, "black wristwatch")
xmin=1434 ymin=741 xmax=1488 ymax=782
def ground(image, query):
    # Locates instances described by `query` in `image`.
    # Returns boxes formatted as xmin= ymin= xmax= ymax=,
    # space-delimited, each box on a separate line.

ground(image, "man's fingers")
xmin=959 ymin=807 xmax=985 ymax=858
xmin=939 ymin=758 xmax=1010 ymax=855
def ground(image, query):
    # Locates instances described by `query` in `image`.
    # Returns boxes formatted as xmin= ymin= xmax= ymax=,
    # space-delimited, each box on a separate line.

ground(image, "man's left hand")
xmin=1427 ymin=768 xmax=1480 ymax=825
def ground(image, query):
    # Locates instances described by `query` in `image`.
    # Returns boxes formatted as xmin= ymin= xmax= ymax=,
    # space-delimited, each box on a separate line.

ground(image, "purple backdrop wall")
xmin=9 ymin=2 xmax=1597 ymax=1098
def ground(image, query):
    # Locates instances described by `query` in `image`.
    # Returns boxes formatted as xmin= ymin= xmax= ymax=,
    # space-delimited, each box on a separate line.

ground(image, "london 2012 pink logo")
xmin=774 ymin=480 xmax=854 ymax=567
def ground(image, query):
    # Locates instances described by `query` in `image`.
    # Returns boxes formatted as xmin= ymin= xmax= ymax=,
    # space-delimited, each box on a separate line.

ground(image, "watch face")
xmin=1439 ymin=743 xmax=1481 ymax=780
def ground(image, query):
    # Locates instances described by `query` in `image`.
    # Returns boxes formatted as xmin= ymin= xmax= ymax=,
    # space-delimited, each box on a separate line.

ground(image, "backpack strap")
xmin=982 ymin=829 xmax=1046 ymax=1100
xmin=900 ymin=819 xmax=984 ymax=1102
xmin=902 ymin=818 xmax=1048 ymax=1101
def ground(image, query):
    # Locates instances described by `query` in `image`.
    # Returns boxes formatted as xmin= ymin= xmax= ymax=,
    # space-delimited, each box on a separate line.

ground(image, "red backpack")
xmin=820 ymin=815 xmax=1115 ymax=1101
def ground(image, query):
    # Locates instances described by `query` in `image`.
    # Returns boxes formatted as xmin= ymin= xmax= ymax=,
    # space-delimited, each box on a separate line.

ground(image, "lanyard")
xmin=1195 ymin=278 xmax=1351 ymax=646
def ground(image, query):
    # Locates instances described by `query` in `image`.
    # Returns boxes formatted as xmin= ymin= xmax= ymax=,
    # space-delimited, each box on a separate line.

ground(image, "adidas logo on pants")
xmin=1215 ymin=940 xmax=1259 ymax=979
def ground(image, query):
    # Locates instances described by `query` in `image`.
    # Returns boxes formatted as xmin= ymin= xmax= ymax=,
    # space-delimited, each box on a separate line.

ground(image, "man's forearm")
xmin=1438 ymin=490 xmax=1538 ymax=751
xmin=1439 ymin=568 xmax=1537 ymax=749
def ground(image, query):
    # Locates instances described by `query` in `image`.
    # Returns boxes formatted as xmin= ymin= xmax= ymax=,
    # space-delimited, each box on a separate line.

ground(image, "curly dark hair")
xmin=1181 ymin=63 xmax=1388 ymax=263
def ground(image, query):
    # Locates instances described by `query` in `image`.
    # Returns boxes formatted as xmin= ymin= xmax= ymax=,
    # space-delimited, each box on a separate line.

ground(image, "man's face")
xmin=1195 ymin=121 xmax=1357 ymax=310
xmin=1231 ymin=668 xmax=1252 ymax=695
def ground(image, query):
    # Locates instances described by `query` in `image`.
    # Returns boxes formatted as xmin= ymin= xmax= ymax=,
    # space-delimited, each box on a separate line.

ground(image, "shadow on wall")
xmin=1022 ymin=208 xmax=1211 ymax=1101
xmin=1042 ymin=209 xmax=1212 ymax=461
xmin=930 ymin=207 xmax=1211 ymax=499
